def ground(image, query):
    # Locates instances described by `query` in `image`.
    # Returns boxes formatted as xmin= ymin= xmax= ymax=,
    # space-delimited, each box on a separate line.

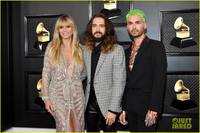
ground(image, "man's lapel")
xmin=95 ymin=53 xmax=106 ymax=75
xmin=133 ymin=37 xmax=149 ymax=66
xmin=87 ymin=49 xmax=92 ymax=82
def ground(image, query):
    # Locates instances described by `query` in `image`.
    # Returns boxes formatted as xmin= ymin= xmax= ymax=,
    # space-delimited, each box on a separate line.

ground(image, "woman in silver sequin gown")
xmin=41 ymin=15 xmax=85 ymax=132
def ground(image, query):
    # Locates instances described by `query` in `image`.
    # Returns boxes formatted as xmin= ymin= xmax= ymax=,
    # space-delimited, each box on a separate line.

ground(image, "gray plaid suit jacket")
xmin=82 ymin=44 xmax=126 ymax=117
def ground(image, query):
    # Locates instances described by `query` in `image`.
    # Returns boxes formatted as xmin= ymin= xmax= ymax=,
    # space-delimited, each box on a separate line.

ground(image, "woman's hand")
xmin=44 ymin=99 xmax=54 ymax=115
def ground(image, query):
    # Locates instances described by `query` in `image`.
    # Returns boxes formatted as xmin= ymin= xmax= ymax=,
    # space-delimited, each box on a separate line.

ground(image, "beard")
xmin=92 ymin=32 xmax=106 ymax=43
xmin=128 ymin=32 xmax=134 ymax=41
xmin=128 ymin=28 xmax=147 ymax=41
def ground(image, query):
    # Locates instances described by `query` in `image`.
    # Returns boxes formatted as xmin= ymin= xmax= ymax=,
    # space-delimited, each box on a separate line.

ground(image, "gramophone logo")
xmin=36 ymin=79 xmax=42 ymax=97
xmin=174 ymin=80 xmax=190 ymax=101
xmin=34 ymin=79 xmax=44 ymax=107
xmin=171 ymin=80 xmax=196 ymax=110
xmin=170 ymin=17 xmax=196 ymax=48
xmin=100 ymin=0 xmax=122 ymax=19
xmin=34 ymin=22 xmax=50 ymax=51
xmin=104 ymin=0 xmax=117 ymax=10
xmin=174 ymin=17 xmax=190 ymax=39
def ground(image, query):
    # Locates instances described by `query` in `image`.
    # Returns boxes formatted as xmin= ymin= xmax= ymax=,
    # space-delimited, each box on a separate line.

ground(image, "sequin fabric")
xmin=42 ymin=47 xmax=85 ymax=132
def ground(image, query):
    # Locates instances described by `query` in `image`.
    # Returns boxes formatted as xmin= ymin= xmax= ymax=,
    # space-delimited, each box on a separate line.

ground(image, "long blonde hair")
xmin=48 ymin=15 xmax=83 ymax=65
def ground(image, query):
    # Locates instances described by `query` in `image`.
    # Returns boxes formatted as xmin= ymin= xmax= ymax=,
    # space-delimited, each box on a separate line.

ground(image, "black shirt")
xmin=87 ymin=42 xmax=102 ymax=113
xmin=86 ymin=42 xmax=118 ymax=115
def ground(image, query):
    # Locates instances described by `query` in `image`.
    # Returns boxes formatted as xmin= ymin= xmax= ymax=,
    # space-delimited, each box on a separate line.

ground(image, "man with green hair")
xmin=119 ymin=9 xmax=167 ymax=131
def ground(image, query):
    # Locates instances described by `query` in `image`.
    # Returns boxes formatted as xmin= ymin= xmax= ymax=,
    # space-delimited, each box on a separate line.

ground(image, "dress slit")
xmin=69 ymin=110 xmax=76 ymax=132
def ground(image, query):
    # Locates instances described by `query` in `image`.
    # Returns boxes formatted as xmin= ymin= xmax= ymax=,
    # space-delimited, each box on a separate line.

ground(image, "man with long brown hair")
xmin=82 ymin=13 xmax=126 ymax=132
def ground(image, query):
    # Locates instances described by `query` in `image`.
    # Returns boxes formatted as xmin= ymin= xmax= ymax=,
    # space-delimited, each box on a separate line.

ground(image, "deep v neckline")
xmin=61 ymin=46 xmax=74 ymax=80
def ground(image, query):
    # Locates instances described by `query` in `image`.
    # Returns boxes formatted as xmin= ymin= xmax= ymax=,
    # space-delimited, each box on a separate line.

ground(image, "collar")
xmin=131 ymin=36 xmax=149 ymax=51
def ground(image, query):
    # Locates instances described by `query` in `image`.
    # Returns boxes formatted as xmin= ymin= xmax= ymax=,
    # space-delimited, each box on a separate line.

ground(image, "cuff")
xmin=41 ymin=96 xmax=49 ymax=101
xmin=108 ymin=110 xmax=118 ymax=115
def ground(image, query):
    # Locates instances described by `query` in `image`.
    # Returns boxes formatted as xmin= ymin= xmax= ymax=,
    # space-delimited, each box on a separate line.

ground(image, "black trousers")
xmin=127 ymin=111 xmax=157 ymax=132
xmin=85 ymin=111 xmax=117 ymax=132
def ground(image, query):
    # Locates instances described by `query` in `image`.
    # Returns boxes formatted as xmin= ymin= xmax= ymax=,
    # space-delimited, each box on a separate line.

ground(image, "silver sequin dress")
xmin=42 ymin=46 xmax=85 ymax=132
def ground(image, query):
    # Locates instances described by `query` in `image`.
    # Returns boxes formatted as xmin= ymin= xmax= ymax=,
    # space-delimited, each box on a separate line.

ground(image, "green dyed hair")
xmin=126 ymin=9 xmax=146 ymax=22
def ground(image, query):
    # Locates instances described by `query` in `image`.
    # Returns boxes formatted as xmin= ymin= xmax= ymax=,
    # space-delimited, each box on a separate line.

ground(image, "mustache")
xmin=94 ymin=32 xmax=103 ymax=35
xmin=130 ymin=29 xmax=138 ymax=33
